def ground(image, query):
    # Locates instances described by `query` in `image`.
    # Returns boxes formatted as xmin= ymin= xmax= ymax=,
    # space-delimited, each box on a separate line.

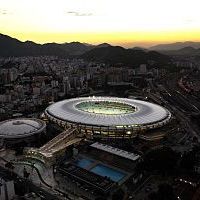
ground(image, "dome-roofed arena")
xmin=0 ymin=118 xmax=46 ymax=146
xmin=45 ymin=97 xmax=171 ymax=140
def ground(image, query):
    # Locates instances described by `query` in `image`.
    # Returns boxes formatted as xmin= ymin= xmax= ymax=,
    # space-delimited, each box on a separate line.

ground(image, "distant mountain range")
xmin=0 ymin=33 xmax=170 ymax=66
xmin=0 ymin=33 xmax=112 ymax=57
xmin=1 ymin=33 xmax=200 ymax=57
xmin=149 ymin=41 xmax=200 ymax=51
xmin=81 ymin=46 xmax=169 ymax=66
xmin=160 ymin=47 xmax=200 ymax=56
xmin=0 ymin=34 xmax=67 ymax=57
xmin=3 ymin=33 xmax=200 ymax=64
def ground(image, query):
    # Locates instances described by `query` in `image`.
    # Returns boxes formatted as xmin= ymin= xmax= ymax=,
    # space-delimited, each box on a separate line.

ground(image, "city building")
xmin=0 ymin=178 xmax=15 ymax=200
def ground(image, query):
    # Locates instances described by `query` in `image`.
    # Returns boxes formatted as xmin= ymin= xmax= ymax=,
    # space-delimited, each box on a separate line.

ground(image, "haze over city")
xmin=1 ymin=0 xmax=200 ymax=47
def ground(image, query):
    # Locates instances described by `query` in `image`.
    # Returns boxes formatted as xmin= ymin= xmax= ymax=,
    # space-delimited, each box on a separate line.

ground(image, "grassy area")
xmin=76 ymin=101 xmax=136 ymax=115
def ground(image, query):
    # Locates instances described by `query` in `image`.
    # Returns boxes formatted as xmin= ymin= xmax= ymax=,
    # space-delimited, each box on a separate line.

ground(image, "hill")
xmin=59 ymin=42 xmax=94 ymax=55
xmin=160 ymin=47 xmax=200 ymax=56
xmin=81 ymin=46 xmax=170 ymax=66
xmin=0 ymin=34 xmax=115 ymax=57
xmin=0 ymin=34 xmax=67 ymax=57
xmin=149 ymin=42 xmax=200 ymax=51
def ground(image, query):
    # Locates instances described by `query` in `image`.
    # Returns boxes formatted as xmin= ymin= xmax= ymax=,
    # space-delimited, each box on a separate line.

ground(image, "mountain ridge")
xmin=160 ymin=46 xmax=200 ymax=56
xmin=150 ymin=41 xmax=200 ymax=51
xmin=81 ymin=46 xmax=170 ymax=66
xmin=0 ymin=33 xmax=114 ymax=57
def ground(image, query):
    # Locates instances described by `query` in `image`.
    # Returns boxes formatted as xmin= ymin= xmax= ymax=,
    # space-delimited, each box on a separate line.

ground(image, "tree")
xmin=156 ymin=183 xmax=176 ymax=200
xmin=148 ymin=192 xmax=158 ymax=200
xmin=139 ymin=147 xmax=179 ymax=173
xmin=148 ymin=184 xmax=176 ymax=200
xmin=179 ymin=145 xmax=200 ymax=172
xmin=112 ymin=188 xmax=125 ymax=200
xmin=180 ymin=151 xmax=195 ymax=171
xmin=95 ymin=197 xmax=107 ymax=200
xmin=5 ymin=162 xmax=14 ymax=170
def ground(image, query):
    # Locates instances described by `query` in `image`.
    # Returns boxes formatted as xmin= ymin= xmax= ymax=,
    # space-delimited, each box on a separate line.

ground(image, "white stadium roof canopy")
xmin=45 ymin=97 xmax=171 ymax=128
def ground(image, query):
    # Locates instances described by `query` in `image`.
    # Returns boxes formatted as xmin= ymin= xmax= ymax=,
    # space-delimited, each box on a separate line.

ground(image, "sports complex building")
xmin=0 ymin=118 xmax=46 ymax=146
xmin=45 ymin=97 xmax=172 ymax=140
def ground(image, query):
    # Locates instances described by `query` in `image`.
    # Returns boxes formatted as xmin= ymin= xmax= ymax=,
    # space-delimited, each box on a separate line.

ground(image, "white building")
xmin=139 ymin=64 xmax=147 ymax=74
xmin=0 ymin=179 xmax=15 ymax=200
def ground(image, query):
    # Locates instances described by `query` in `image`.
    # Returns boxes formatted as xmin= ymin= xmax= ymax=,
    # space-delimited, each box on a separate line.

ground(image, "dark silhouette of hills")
xmin=0 ymin=33 xmax=169 ymax=66
xmin=81 ymin=46 xmax=170 ymax=65
xmin=160 ymin=47 xmax=200 ymax=56
xmin=96 ymin=43 xmax=111 ymax=48
xmin=131 ymin=47 xmax=147 ymax=51
xmin=149 ymin=41 xmax=200 ymax=51
xmin=0 ymin=34 xmax=67 ymax=57
xmin=59 ymin=42 xmax=94 ymax=55
xmin=0 ymin=34 xmax=115 ymax=57
xmin=2 ymin=33 xmax=200 ymax=59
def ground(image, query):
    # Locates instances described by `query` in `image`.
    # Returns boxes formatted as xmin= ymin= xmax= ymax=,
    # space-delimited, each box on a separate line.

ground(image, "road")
xmin=0 ymin=157 xmax=70 ymax=200
xmin=149 ymin=83 xmax=200 ymax=143
xmin=0 ymin=164 xmax=65 ymax=200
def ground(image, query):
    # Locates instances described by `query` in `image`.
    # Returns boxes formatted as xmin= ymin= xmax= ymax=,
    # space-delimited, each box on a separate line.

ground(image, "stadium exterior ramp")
xmin=24 ymin=128 xmax=82 ymax=165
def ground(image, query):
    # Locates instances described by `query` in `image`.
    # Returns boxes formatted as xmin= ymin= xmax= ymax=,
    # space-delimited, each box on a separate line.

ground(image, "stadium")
xmin=0 ymin=118 xmax=46 ymax=146
xmin=45 ymin=97 xmax=172 ymax=140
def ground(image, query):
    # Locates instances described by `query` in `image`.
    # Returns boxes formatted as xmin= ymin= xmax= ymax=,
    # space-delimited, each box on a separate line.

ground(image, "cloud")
xmin=182 ymin=18 xmax=200 ymax=28
xmin=185 ymin=19 xmax=194 ymax=23
xmin=0 ymin=9 xmax=12 ymax=15
xmin=66 ymin=11 xmax=93 ymax=16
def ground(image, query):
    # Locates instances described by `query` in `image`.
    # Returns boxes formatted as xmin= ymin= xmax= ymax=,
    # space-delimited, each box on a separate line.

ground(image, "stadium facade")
xmin=0 ymin=118 xmax=46 ymax=146
xmin=45 ymin=97 xmax=172 ymax=140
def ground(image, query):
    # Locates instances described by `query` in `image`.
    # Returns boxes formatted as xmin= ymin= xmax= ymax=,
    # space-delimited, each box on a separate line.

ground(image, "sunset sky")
xmin=1 ymin=0 xmax=200 ymax=47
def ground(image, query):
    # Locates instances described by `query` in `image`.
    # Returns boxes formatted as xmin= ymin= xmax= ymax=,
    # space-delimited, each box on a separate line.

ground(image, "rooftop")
xmin=0 ymin=118 xmax=46 ymax=139
xmin=46 ymin=96 xmax=171 ymax=128
xmin=90 ymin=142 xmax=140 ymax=161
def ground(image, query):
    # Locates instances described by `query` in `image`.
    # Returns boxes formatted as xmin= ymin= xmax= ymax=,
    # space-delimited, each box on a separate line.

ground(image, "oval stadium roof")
xmin=45 ymin=97 xmax=171 ymax=128
xmin=0 ymin=118 xmax=46 ymax=139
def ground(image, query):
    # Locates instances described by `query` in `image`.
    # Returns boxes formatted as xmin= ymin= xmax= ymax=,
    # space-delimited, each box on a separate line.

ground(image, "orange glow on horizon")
xmin=2 ymin=30 xmax=200 ymax=48
xmin=1 ymin=0 xmax=200 ymax=47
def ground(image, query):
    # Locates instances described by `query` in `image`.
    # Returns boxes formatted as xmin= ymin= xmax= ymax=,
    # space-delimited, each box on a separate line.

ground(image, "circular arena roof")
xmin=0 ymin=118 xmax=46 ymax=139
xmin=45 ymin=97 xmax=171 ymax=128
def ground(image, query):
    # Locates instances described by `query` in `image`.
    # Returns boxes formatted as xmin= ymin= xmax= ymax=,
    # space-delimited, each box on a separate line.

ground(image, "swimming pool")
xmin=75 ymin=158 xmax=94 ymax=169
xmin=90 ymin=164 xmax=126 ymax=182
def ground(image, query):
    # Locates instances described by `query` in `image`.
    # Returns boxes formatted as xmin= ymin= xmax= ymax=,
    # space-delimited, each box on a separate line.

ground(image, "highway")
xmin=149 ymin=82 xmax=200 ymax=143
